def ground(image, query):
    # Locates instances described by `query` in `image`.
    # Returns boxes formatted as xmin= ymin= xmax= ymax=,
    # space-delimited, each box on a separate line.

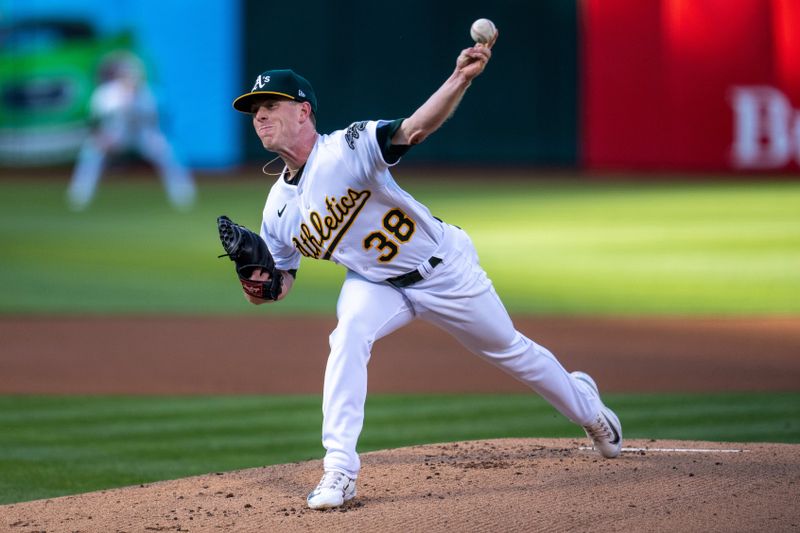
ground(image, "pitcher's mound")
xmin=2 ymin=438 xmax=798 ymax=532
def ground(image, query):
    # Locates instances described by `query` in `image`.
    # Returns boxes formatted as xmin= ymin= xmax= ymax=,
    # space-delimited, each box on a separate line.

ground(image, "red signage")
xmin=581 ymin=0 xmax=800 ymax=172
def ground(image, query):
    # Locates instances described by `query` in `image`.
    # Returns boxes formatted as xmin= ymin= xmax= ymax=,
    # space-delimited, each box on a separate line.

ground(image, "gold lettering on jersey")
xmin=292 ymin=188 xmax=371 ymax=260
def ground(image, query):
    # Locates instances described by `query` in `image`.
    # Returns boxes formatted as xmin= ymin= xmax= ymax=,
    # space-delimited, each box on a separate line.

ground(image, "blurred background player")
xmin=66 ymin=51 xmax=196 ymax=211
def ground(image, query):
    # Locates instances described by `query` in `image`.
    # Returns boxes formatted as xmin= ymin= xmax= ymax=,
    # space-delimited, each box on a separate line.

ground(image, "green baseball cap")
xmin=232 ymin=69 xmax=318 ymax=114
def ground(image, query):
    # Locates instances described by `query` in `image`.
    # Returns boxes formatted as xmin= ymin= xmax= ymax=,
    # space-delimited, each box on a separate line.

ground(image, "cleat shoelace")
xmin=584 ymin=416 xmax=612 ymax=441
xmin=314 ymin=471 xmax=347 ymax=492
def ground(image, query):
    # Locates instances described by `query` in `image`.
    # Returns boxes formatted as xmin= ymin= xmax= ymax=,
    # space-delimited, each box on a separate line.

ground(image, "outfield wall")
xmin=1 ymin=0 xmax=797 ymax=173
xmin=1 ymin=0 xmax=242 ymax=169
xmin=239 ymin=0 xmax=580 ymax=167
xmin=582 ymin=0 xmax=800 ymax=172
xmin=240 ymin=0 xmax=800 ymax=173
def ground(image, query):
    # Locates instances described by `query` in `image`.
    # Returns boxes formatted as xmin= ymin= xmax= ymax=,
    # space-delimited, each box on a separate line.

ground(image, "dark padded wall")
xmin=241 ymin=0 xmax=578 ymax=166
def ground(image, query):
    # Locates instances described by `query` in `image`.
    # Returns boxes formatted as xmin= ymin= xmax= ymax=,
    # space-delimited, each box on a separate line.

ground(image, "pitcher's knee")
xmin=476 ymin=331 xmax=533 ymax=361
xmin=329 ymin=320 xmax=375 ymax=354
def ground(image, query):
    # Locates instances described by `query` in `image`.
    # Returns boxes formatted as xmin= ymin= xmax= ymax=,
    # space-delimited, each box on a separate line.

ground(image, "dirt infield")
xmin=1 ymin=316 xmax=799 ymax=394
xmin=2 ymin=438 xmax=798 ymax=532
xmin=1 ymin=315 xmax=799 ymax=531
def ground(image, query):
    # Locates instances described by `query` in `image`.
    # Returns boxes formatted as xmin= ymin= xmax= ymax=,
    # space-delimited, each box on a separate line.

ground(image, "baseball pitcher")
xmin=218 ymin=31 xmax=622 ymax=510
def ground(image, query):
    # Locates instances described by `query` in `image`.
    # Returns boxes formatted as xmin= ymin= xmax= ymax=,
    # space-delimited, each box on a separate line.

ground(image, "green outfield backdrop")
xmin=0 ymin=174 xmax=798 ymax=505
xmin=1 ymin=175 xmax=798 ymax=315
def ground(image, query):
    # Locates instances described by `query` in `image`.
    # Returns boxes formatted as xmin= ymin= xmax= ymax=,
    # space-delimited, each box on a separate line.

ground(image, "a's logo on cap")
xmin=252 ymin=74 xmax=271 ymax=91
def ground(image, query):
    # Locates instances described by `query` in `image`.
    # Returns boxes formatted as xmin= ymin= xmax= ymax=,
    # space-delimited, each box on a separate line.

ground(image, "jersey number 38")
xmin=363 ymin=208 xmax=416 ymax=262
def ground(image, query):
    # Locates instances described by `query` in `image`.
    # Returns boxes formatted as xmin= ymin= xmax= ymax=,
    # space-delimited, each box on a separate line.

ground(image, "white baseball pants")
xmin=322 ymin=224 xmax=602 ymax=478
xmin=67 ymin=128 xmax=195 ymax=211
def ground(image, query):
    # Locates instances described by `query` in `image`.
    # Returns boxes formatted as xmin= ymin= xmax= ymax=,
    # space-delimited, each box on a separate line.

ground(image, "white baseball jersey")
xmin=255 ymin=117 xmax=609 ymax=481
xmin=90 ymin=78 xmax=159 ymax=144
xmin=260 ymin=120 xmax=445 ymax=281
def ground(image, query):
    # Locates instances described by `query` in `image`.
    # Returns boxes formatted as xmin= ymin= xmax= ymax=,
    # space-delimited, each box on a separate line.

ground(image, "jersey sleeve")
xmin=375 ymin=118 xmax=411 ymax=164
xmin=260 ymin=221 xmax=301 ymax=272
xmin=338 ymin=119 xmax=405 ymax=185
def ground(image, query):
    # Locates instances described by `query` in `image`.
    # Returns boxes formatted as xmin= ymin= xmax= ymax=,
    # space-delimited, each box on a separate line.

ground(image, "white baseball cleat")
xmin=307 ymin=470 xmax=357 ymax=510
xmin=571 ymin=371 xmax=623 ymax=459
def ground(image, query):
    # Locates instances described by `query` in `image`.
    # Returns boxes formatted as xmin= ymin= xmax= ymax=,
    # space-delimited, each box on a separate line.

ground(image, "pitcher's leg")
xmin=410 ymin=227 xmax=600 ymax=426
xmin=423 ymin=286 xmax=599 ymax=425
xmin=428 ymin=273 xmax=623 ymax=456
xmin=322 ymin=272 xmax=414 ymax=477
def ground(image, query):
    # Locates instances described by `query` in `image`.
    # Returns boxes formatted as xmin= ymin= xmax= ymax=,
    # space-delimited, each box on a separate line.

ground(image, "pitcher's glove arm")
xmin=217 ymin=215 xmax=283 ymax=301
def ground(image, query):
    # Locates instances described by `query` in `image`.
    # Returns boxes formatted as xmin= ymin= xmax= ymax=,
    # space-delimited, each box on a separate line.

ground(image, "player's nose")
xmin=253 ymin=106 xmax=271 ymax=121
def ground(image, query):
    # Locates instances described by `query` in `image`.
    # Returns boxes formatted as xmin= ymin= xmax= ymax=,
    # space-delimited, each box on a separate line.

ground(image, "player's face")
xmin=251 ymin=98 xmax=303 ymax=152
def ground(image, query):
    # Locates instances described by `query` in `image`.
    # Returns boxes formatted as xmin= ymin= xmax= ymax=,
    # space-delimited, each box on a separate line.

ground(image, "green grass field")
xmin=1 ymin=174 xmax=798 ymax=505
xmin=1 ymin=175 xmax=798 ymax=315
xmin=1 ymin=392 xmax=797 ymax=505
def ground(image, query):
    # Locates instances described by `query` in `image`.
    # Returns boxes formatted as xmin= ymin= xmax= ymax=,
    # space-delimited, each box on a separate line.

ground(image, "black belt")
xmin=386 ymin=257 xmax=442 ymax=288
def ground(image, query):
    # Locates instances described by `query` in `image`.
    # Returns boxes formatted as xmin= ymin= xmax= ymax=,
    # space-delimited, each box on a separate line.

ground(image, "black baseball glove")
xmin=217 ymin=215 xmax=283 ymax=301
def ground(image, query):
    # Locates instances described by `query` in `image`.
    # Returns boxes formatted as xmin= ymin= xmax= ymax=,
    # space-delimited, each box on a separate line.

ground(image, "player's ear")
xmin=298 ymin=101 xmax=313 ymax=124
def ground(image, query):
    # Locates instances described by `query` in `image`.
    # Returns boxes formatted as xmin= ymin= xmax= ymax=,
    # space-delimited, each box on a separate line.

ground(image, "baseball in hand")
xmin=470 ymin=18 xmax=497 ymax=44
